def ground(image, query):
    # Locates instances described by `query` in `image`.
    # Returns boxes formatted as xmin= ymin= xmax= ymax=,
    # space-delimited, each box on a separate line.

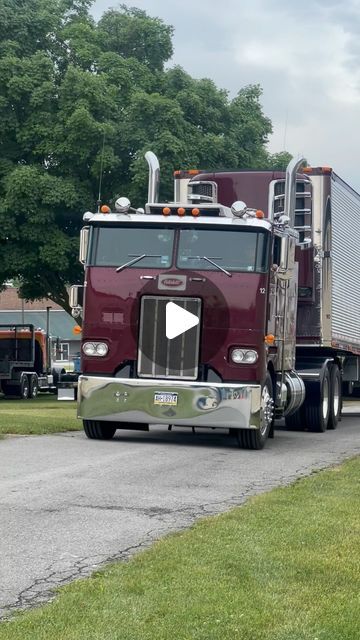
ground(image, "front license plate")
xmin=154 ymin=392 xmax=178 ymax=406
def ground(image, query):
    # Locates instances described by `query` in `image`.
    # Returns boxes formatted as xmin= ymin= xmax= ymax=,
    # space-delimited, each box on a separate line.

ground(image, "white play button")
xmin=166 ymin=302 xmax=200 ymax=340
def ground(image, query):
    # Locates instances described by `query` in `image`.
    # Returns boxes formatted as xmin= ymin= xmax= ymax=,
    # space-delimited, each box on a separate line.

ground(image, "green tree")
xmin=0 ymin=1 xmax=290 ymax=312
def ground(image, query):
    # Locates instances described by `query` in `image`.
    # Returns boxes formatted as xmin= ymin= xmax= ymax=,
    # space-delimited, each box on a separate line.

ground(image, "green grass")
xmin=0 ymin=394 xmax=80 ymax=435
xmin=1 ymin=458 xmax=359 ymax=639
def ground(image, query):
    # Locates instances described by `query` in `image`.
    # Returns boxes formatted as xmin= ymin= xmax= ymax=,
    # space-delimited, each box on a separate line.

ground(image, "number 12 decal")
xmin=259 ymin=288 xmax=266 ymax=294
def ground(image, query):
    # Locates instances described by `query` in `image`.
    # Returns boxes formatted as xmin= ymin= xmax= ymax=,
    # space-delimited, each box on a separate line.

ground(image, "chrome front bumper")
xmin=78 ymin=376 xmax=262 ymax=430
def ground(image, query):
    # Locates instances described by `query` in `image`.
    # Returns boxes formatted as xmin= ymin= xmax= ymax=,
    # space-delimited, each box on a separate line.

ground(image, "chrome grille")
xmin=270 ymin=179 xmax=312 ymax=244
xmin=137 ymin=296 xmax=202 ymax=380
xmin=188 ymin=180 xmax=218 ymax=203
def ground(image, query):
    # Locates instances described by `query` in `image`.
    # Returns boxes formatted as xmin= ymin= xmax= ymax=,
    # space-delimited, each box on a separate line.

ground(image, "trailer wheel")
xmin=303 ymin=368 xmax=330 ymax=432
xmin=327 ymin=365 xmax=341 ymax=430
xmin=83 ymin=420 xmax=117 ymax=440
xmin=234 ymin=373 xmax=274 ymax=450
xmin=20 ymin=375 xmax=30 ymax=400
xmin=29 ymin=374 xmax=39 ymax=399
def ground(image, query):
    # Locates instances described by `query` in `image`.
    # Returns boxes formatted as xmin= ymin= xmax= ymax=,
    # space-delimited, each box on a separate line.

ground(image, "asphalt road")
xmin=1 ymin=413 xmax=360 ymax=618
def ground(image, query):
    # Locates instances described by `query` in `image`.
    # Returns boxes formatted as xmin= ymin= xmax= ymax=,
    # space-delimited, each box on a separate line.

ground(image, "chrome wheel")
xmin=322 ymin=375 xmax=329 ymax=421
xmin=328 ymin=365 xmax=342 ymax=430
xmin=260 ymin=383 xmax=274 ymax=437
xmin=332 ymin=374 xmax=340 ymax=417
xmin=233 ymin=373 xmax=274 ymax=450
xmin=20 ymin=376 xmax=30 ymax=400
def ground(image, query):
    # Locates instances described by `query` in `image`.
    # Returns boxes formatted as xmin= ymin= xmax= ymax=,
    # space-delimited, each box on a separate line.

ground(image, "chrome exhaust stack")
xmin=284 ymin=156 xmax=306 ymax=227
xmin=145 ymin=151 xmax=160 ymax=203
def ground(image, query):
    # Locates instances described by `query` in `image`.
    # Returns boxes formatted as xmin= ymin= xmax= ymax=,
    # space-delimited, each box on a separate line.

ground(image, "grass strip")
xmin=0 ymin=395 xmax=80 ymax=435
xmin=1 ymin=457 xmax=359 ymax=639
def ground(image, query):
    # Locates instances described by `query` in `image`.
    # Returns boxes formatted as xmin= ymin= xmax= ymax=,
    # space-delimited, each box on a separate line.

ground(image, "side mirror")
xmin=79 ymin=226 xmax=90 ymax=265
xmin=69 ymin=285 xmax=84 ymax=318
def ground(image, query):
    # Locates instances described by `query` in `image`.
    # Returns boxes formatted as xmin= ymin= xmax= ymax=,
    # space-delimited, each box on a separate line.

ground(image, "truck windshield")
xmin=177 ymin=228 xmax=269 ymax=273
xmin=90 ymin=227 xmax=175 ymax=268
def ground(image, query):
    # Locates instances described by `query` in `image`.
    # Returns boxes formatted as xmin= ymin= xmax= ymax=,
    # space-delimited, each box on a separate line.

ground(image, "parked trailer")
xmin=0 ymin=324 xmax=61 ymax=398
xmin=67 ymin=153 xmax=360 ymax=448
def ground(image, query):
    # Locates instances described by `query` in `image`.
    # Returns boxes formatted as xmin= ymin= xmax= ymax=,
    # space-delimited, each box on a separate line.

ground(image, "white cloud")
xmin=92 ymin=0 xmax=360 ymax=190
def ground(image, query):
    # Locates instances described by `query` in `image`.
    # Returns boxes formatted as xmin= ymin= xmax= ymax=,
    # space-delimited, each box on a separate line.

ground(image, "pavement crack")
xmin=0 ymin=529 xmax=162 ymax=620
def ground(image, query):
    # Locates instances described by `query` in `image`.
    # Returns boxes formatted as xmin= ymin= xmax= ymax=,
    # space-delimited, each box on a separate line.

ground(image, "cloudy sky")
xmin=93 ymin=0 xmax=360 ymax=191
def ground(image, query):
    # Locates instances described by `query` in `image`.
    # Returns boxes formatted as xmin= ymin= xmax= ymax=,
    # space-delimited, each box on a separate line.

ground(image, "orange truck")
xmin=0 ymin=324 xmax=62 ymax=398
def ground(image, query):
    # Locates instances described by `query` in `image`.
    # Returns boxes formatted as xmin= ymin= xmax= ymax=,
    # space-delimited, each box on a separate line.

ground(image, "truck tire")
xmin=303 ymin=368 xmax=330 ymax=432
xmin=29 ymin=374 xmax=39 ymax=399
xmin=327 ymin=365 xmax=341 ymax=430
xmin=1 ymin=382 xmax=19 ymax=398
xmin=83 ymin=420 xmax=117 ymax=440
xmin=234 ymin=373 xmax=274 ymax=450
xmin=285 ymin=406 xmax=304 ymax=430
xmin=19 ymin=375 xmax=30 ymax=400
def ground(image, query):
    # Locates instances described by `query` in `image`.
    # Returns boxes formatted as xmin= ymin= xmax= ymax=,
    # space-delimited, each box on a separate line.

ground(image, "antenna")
xmin=283 ymin=107 xmax=289 ymax=151
xmin=97 ymin=130 xmax=106 ymax=212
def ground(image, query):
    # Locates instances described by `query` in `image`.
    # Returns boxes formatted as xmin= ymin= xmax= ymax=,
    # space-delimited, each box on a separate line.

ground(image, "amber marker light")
xmin=73 ymin=325 xmax=82 ymax=335
xmin=177 ymin=207 xmax=186 ymax=216
xmin=255 ymin=210 xmax=265 ymax=219
xmin=191 ymin=208 xmax=200 ymax=217
xmin=163 ymin=207 xmax=171 ymax=216
xmin=264 ymin=334 xmax=275 ymax=346
xmin=100 ymin=205 xmax=111 ymax=214
xmin=303 ymin=166 xmax=332 ymax=175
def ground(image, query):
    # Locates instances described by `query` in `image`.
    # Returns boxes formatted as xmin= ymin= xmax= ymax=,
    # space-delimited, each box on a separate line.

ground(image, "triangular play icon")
xmin=166 ymin=302 xmax=199 ymax=340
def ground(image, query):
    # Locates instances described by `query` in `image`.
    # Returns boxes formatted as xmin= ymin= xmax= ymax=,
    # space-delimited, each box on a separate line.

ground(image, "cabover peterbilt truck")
xmin=70 ymin=152 xmax=360 ymax=449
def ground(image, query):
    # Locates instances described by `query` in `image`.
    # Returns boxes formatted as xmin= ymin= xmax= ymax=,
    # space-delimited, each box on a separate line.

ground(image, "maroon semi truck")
xmin=69 ymin=152 xmax=360 ymax=449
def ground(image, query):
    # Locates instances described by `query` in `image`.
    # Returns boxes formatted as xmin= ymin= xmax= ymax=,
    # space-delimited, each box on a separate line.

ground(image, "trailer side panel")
xmin=331 ymin=173 xmax=360 ymax=352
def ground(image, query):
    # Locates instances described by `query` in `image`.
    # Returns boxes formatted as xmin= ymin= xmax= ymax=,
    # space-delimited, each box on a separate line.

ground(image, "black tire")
xmin=1 ymin=382 xmax=19 ymax=398
xmin=29 ymin=374 xmax=39 ymax=399
xmin=234 ymin=373 xmax=274 ymax=450
xmin=303 ymin=368 xmax=330 ymax=432
xmin=83 ymin=420 xmax=117 ymax=440
xmin=327 ymin=365 xmax=341 ymax=430
xmin=20 ymin=375 xmax=30 ymax=400
xmin=285 ymin=406 xmax=305 ymax=430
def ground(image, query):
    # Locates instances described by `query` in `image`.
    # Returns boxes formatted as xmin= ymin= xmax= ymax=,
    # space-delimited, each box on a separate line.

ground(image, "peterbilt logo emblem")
xmin=163 ymin=278 xmax=182 ymax=287
xmin=158 ymin=274 xmax=187 ymax=291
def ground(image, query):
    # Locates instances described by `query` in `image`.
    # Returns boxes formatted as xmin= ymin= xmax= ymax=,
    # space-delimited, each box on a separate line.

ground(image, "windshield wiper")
xmin=115 ymin=254 xmax=161 ymax=272
xmin=187 ymin=256 xmax=232 ymax=277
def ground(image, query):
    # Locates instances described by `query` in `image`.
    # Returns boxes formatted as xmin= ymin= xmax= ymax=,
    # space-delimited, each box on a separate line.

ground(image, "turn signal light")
xmin=100 ymin=205 xmax=111 ymax=214
xmin=73 ymin=325 xmax=82 ymax=335
xmin=264 ymin=334 xmax=275 ymax=346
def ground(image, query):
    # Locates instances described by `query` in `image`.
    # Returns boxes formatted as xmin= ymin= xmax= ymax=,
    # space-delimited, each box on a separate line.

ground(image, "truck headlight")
xmin=83 ymin=342 xmax=108 ymax=357
xmin=230 ymin=348 xmax=258 ymax=364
